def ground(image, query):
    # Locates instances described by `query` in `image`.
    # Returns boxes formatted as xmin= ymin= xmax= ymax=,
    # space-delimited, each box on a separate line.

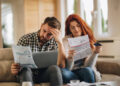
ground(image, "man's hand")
xmin=50 ymin=29 xmax=62 ymax=44
xmin=11 ymin=63 xmax=21 ymax=75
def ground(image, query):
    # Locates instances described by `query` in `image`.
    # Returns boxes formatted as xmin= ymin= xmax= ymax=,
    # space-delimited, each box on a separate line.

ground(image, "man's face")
xmin=39 ymin=23 xmax=54 ymax=44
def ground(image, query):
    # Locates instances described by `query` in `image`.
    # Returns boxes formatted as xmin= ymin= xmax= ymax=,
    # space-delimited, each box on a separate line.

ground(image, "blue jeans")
xmin=61 ymin=67 xmax=95 ymax=83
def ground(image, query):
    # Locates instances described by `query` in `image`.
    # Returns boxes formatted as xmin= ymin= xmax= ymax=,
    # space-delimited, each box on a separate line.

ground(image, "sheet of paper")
xmin=68 ymin=81 xmax=111 ymax=86
xmin=12 ymin=45 xmax=37 ymax=68
xmin=68 ymin=35 xmax=92 ymax=61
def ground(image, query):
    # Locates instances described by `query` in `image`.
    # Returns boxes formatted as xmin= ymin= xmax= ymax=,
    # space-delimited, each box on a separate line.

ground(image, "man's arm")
xmin=17 ymin=35 xmax=29 ymax=46
xmin=50 ymin=29 xmax=66 ymax=68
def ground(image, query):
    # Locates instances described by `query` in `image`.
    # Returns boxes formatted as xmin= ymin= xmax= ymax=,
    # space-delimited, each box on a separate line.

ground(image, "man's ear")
xmin=41 ymin=23 xmax=44 ymax=26
xmin=40 ymin=24 xmax=44 ymax=30
xmin=41 ymin=24 xmax=44 ymax=28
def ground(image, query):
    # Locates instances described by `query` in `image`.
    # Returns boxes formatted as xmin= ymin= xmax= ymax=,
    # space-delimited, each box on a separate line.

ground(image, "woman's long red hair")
xmin=65 ymin=14 xmax=96 ymax=49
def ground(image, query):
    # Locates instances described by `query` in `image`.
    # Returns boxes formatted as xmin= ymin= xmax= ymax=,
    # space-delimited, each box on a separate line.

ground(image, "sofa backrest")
xmin=0 ymin=48 xmax=16 ymax=82
xmin=96 ymin=60 xmax=120 ymax=76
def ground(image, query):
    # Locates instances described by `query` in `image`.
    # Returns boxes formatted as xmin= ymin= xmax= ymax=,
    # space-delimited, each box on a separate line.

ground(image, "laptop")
xmin=32 ymin=51 xmax=58 ymax=68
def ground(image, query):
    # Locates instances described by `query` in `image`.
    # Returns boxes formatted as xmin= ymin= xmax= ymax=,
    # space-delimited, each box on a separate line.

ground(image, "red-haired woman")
xmin=58 ymin=14 xmax=102 ymax=83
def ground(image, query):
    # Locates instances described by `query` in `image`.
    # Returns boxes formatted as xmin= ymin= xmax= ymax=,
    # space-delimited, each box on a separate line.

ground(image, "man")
xmin=11 ymin=17 xmax=66 ymax=86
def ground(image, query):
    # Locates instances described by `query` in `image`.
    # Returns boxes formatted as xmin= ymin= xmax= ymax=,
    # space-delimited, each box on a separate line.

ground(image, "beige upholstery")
xmin=101 ymin=74 xmax=120 ymax=82
xmin=96 ymin=59 xmax=120 ymax=81
xmin=0 ymin=82 xmax=50 ymax=86
xmin=96 ymin=60 xmax=120 ymax=76
xmin=0 ymin=82 xmax=19 ymax=86
xmin=0 ymin=48 xmax=120 ymax=86
xmin=0 ymin=48 xmax=16 ymax=82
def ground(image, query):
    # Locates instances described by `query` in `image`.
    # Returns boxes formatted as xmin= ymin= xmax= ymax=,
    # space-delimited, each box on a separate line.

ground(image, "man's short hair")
xmin=43 ymin=17 xmax=61 ymax=30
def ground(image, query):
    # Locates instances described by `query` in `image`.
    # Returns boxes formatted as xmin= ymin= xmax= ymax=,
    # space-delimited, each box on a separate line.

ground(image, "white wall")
xmin=108 ymin=0 xmax=120 ymax=37
xmin=98 ymin=0 xmax=120 ymax=59
xmin=12 ymin=0 xmax=25 ymax=44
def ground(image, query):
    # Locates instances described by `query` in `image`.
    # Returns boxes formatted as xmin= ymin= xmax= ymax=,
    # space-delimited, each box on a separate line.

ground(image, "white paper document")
xmin=12 ymin=45 xmax=37 ymax=68
xmin=68 ymin=81 xmax=111 ymax=86
xmin=68 ymin=35 xmax=92 ymax=61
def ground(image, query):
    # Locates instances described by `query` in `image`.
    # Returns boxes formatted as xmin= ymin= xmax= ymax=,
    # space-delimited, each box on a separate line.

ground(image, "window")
xmin=82 ymin=0 xmax=94 ymax=29
xmin=2 ymin=4 xmax=13 ymax=47
xmin=67 ymin=0 xmax=74 ymax=15
xmin=65 ymin=0 xmax=108 ymax=37
xmin=100 ymin=0 xmax=108 ymax=33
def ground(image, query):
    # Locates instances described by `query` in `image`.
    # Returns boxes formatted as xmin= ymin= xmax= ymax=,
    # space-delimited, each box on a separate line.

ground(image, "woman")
xmin=58 ymin=14 xmax=102 ymax=83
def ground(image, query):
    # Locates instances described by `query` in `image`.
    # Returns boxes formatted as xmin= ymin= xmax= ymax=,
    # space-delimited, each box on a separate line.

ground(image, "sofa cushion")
xmin=1 ymin=48 xmax=120 ymax=83
xmin=96 ymin=60 xmax=120 ymax=76
xmin=0 ymin=48 xmax=16 ymax=82
xmin=101 ymin=74 xmax=120 ymax=82
xmin=0 ymin=82 xmax=50 ymax=86
xmin=0 ymin=82 xmax=19 ymax=86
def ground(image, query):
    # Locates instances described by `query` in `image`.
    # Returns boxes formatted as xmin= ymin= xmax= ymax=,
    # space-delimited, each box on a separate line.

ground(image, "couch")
xmin=0 ymin=48 xmax=120 ymax=86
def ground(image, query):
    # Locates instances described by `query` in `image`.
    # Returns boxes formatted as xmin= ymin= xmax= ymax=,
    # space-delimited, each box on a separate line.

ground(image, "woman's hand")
xmin=67 ymin=50 xmax=75 ymax=60
xmin=94 ymin=46 xmax=102 ymax=54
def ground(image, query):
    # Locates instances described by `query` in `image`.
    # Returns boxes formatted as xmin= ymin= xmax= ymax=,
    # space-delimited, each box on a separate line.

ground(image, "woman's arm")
xmin=57 ymin=42 xmax=66 ymax=68
xmin=60 ymin=37 xmax=75 ymax=69
xmin=84 ymin=53 xmax=98 ymax=68
xmin=83 ymin=46 xmax=102 ymax=68
xmin=65 ymin=50 xmax=75 ymax=70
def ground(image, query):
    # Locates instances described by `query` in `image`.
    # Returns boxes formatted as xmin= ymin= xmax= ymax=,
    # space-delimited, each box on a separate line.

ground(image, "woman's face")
xmin=69 ymin=20 xmax=82 ymax=37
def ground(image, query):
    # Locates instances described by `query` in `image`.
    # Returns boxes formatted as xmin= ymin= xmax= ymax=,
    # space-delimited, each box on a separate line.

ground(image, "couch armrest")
xmin=96 ymin=59 xmax=120 ymax=76
xmin=0 ymin=48 xmax=16 ymax=82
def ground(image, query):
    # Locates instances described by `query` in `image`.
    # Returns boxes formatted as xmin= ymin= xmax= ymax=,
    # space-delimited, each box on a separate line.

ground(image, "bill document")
xmin=12 ymin=45 xmax=37 ymax=68
xmin=68 ymin=35 xmax=92 ymax=61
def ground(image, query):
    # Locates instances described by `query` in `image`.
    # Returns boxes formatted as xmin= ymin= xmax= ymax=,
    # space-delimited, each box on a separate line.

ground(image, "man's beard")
xmin=40 ymin=36 xmax=48 ymax=44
